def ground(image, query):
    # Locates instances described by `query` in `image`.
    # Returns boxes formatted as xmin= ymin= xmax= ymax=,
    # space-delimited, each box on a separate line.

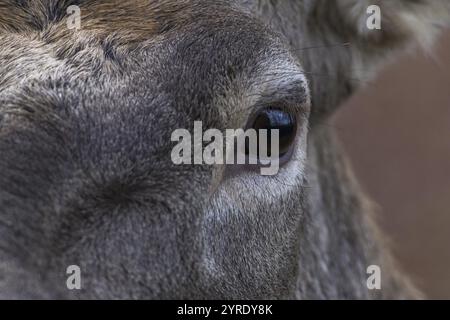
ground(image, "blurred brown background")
xmin=333 ymin=31 xmax=450 ymax=299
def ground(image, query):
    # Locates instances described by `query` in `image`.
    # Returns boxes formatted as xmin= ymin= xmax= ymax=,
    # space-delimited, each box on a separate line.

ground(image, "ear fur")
xmin=285 ymin=0 xmax=450 ymax=119
xmin=336 ymin=0 xmax=450 ymax=78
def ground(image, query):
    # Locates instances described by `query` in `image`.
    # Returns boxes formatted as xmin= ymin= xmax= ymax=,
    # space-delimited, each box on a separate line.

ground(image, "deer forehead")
xmin=0 ymin=1 xmax=256 ymax=42
xmin=0 ymin=0 xmax=308 ymax=129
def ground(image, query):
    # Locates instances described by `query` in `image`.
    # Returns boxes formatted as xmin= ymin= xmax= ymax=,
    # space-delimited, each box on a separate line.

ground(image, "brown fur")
xmin=0 ymin=0 xmax=448 ymax=299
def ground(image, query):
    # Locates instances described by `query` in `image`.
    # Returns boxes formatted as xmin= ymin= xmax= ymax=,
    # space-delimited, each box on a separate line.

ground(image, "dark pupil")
xmin=247 ymin=109 xmax=297 ymax=157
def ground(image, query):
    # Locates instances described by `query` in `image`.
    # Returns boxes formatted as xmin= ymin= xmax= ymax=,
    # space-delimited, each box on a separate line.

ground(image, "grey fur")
xmin=0 ymin=0 xmax=448 ymax=299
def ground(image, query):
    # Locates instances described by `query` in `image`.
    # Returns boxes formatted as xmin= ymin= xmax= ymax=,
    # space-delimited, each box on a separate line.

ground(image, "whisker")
xmin=291 ymin=42 xmax=352 ymax=53
xmin=248 ymin=68 xmax=375 ymax=87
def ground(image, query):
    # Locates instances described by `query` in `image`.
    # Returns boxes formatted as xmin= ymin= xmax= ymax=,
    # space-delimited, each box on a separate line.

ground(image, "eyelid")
xmin=245 ymin=101 xmax=306 ymax=131
xmin=248 ymin=79 xmax=310 ymax=121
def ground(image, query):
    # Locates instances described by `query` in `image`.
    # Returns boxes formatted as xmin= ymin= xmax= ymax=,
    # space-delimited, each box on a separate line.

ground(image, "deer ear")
xmin=340 ymin=0 xmax=449 ymax=46
xmin=298 ymin=0 xmax=450 ymax=120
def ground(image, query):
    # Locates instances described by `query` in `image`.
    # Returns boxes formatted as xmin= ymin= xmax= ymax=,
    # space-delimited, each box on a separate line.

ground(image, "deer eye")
xmin=246 ymin=108 xmax=297 ymax=158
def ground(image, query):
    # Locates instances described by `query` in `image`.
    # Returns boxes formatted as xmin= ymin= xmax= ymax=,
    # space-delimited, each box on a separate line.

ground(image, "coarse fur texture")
xmin=0 ymin=0 xmax=448 ymax=299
